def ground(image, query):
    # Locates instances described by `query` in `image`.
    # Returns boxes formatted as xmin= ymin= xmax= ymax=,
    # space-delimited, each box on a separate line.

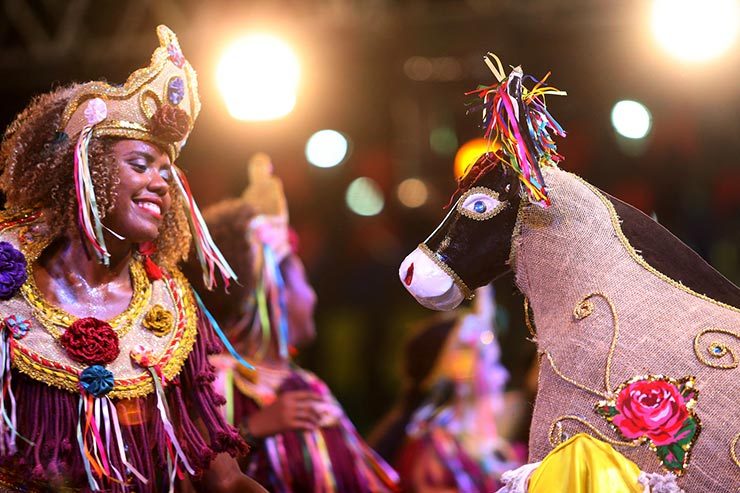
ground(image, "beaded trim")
xmin=456 ymin=186 xmax=507 ymax=221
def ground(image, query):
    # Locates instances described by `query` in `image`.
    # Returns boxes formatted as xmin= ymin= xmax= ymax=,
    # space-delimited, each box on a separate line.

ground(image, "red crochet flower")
xmin=61 ymin=317 xmax=120 ymax=366
xmin=150 ymin=104 xmax=190 ymax=143
xmin=612 ymin=378 xmax=689 ymax=446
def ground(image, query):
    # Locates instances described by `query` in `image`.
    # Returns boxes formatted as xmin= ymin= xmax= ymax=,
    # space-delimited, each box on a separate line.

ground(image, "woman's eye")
xmin=128 ymin=161 xmax=147 ymax=173
xmin=159 ymin=168 xmax=172 ymax=181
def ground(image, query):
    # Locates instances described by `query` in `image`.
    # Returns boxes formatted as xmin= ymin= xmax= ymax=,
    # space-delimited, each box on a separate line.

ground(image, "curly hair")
xmin=182 ymin=198 xmax=256 ymax=330
xmin=0 ymin=84 xmax=191 ymax=268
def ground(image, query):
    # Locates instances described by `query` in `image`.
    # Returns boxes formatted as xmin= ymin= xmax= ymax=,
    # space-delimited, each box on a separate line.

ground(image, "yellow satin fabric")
xmin=528 ymin=433 xmax=643 ymax=493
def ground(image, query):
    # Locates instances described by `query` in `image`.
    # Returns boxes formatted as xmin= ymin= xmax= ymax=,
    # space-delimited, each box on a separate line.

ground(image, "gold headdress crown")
xmin=60 ymin=25 xmax=199 ymax=161
xmin=242 ymin=153 xmax=292 ymax=264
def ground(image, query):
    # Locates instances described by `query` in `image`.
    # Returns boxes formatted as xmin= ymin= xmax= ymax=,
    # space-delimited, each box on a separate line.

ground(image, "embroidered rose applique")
xmin=595 ymin=375 xmax=700 ymax=475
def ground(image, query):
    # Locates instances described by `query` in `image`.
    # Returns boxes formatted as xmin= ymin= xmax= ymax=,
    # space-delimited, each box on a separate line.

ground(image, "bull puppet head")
xmin=400 ymin=153 xmax=522 ymax=311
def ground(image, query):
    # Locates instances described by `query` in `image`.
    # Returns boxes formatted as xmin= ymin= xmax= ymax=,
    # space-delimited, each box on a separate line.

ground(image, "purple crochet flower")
xmin=0 ymin=242 xmax=27 ymax=300
xmin=168 ymin=77 xmax=185 ymax=105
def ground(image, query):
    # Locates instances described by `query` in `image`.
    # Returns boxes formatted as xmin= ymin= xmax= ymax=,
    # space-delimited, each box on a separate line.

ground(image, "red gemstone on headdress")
xmin=167 ymin=43 xmax=185 ymax=68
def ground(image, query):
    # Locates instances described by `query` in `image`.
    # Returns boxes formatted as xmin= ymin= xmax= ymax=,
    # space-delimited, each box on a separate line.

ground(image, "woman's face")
xmin=105 ymin=140 xmax=173 ymax=244
xmin=281 ymin=255 xmax=317 ymax=347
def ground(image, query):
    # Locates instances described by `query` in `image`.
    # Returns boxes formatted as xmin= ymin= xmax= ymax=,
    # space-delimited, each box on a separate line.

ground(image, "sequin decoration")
xmin=167 ymin=77 xmax=185 ymax=105
xmin=595 ymin=374 xmax=701 ymax=476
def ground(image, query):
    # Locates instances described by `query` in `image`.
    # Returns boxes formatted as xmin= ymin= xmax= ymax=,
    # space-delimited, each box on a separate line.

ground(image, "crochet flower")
xmin=130 ymin=344 xmax=155 ymax=368
xmin=143 ymin=305 xmax=173 ymax=337
xmin=83 ymin=98 xmax=107 ymax=125
xmin=61 ymin=317 xmax=120 ymax=365
xmin=150 ymin=103 xmax=190 ymax=142
xmin=80 ymin=365 xmax=114 ymax=397
xmin=167 ymin=77 xmax=185 ymax=105
xmin=3 ymin=315 xmax=30 ymax=340
xmin=0 ymin=241 xmax=28 ymax=300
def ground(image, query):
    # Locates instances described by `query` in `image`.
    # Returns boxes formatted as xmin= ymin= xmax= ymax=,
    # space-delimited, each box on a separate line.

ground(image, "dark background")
xmin=1 ymin=0 xmax=738 ymax=433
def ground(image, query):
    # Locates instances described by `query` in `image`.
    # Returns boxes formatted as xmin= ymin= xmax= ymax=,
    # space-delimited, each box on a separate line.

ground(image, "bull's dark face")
xmin=399 ymin=160 xmax=521 ymax=310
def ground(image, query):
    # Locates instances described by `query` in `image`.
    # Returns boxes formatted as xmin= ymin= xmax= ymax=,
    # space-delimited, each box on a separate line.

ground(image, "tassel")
xmin=0 ymin=316 xmax=35 ymax=455
xmin=139 ymin=242 xmax=163 ymax=280
xmin=77 ymin=365 xmax=147 ymax=491
xmin=263 ymin=245 xmax=290 ymax=360
xmin=147 ymin=364 xmax=195 ymax=493
xmin=171 ymin=167 xmax=237 ymax=290
xmin=73 ymin=98 xmax=110 ymax=265
xmin=465 ymin=53 xmax=566 ymax=207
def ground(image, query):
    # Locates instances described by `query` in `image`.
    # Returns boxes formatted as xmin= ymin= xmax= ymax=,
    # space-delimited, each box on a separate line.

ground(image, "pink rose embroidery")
xmin=595 ymin=375 xmax=700 ymax=475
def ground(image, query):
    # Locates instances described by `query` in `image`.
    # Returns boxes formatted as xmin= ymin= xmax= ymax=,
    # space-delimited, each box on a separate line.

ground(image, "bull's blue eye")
xmin=473 ymin=200 xmax=487 ymax=213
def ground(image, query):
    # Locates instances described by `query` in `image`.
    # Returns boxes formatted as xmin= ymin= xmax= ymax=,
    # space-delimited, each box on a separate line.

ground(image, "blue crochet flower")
xmin=0 ymin=242 xmax=27 ymax=300
xmin=167 ymin=77 xmax=185 ymax=105
xmin=80 ymin=365 xmax=115 ymax=397
xmin=3 ymin=315 xmax=30 ymax=340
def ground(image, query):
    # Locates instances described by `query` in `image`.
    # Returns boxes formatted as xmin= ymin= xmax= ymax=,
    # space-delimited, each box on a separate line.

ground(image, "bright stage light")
xmin=346 ymin=177 xmax=384 ymax=216
xmin=611 ymin=100 xmax=652 ymax=140
xmin=651 ymin=0 xmax=739 ymax=62
xmin=454 ymin=138 xmax=497 ymax=180
xmin=397 ymin=178 xmax=429 ymax=208
xmin=305 ymin=130 xmax=349 ymax=168
xmin=217 ymin=34 xmax=300 ymax=121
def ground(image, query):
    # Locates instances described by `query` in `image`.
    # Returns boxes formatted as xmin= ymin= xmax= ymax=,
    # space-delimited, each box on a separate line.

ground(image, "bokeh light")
xmin=651 ymin=0 xmax=740 ymax=62
xmin=397 ymin=178 xmax=429 ymax=208
xmin=305 ymin=130 xmax=350 ymax=168
xmin=454 ymin=138 xmax=497 ymax=180
xmin=217 ymin=34 xmax=300 ymax=121
xmin=611 ymin=100 xmax=652 ymax=139
xmin=346 ymin=177 xmax=384 ymax=216
xmin=430 ymin=126 xmax=458 ymax=156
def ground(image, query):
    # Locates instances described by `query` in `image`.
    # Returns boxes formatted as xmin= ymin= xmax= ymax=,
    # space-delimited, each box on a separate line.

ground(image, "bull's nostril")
xmin=404 ymin=263 xmax=414 ymax=286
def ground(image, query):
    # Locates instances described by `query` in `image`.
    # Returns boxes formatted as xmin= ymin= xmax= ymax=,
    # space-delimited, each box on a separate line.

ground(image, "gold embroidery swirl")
xmin=731 ymin=433 xmax=740 ymax=469
xmin=548 ymin=415 xmax=641 ymax=448
xmin=544 ymin=292 xmax=620 ymax=399
xmin=693 ymin=327 xmax=739 ymax=370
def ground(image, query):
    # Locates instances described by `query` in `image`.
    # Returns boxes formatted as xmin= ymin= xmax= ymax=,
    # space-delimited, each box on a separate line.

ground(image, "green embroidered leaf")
xmin=674 ymin=417 xmax=697 ymax=446
xmin=655 ymin=442 xmax=686 ymax=473
xmin=594 ymin=403 xmax=618 ymax=419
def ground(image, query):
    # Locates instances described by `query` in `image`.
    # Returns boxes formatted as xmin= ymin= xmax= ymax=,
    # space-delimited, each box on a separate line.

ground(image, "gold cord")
xmin=693 ymin=327 xmax=739 ymax=370
xmin=548 ymin=415 xmax=641 ymax=448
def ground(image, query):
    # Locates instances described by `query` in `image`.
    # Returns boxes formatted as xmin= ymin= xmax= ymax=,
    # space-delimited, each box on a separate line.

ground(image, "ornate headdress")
xmin=242 ymin=153 xmax=293 ymax=360
xmin=60 ymin=25 xmax=235 ymax=288
xmin=60 ymin=25 xmax=198 ymax=160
